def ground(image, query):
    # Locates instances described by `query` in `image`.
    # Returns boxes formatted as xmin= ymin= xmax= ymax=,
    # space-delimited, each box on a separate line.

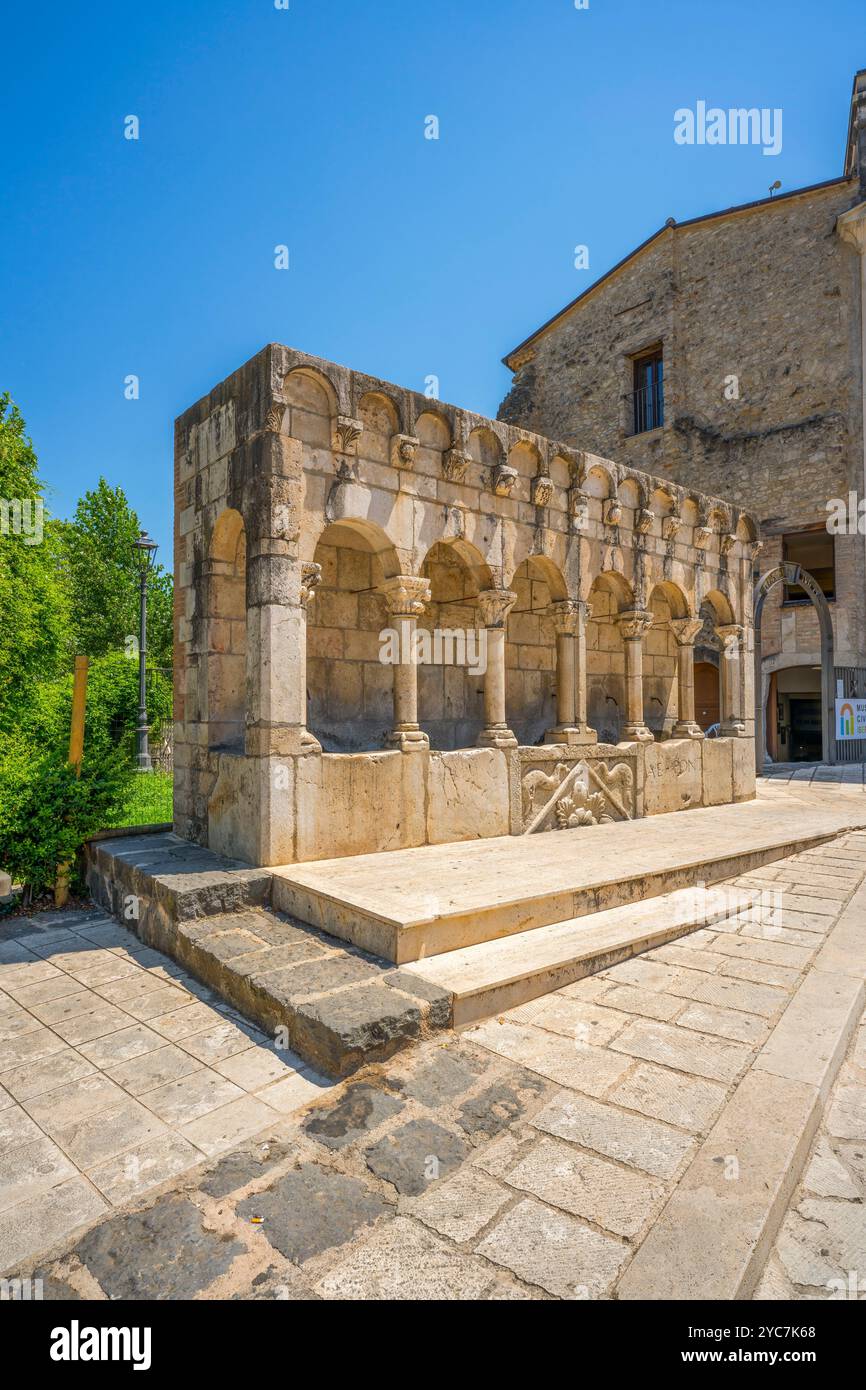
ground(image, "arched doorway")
xmin=754 ymin=561 xmax=835 ymax=768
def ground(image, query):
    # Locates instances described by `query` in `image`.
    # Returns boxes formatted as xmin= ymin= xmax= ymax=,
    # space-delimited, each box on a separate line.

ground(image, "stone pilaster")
xmin=544 ymin=599 xmax=597 ymax=745
xmin=475 ymin=589 xmax=518 ymax=749
xmin=670 ymin=616 xmax=705 ymax=739
xmin=617 ymin=609 xmax=655 ymax=743
xmin=378 ymin=575 xmax=431 ymax=751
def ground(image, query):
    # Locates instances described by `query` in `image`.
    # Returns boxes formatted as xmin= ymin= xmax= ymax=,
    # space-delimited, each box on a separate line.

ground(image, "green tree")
xmin=62 ymin=478 xmax=173 ymax=668
xmin=0 ymin=394 xmax=70 ymax=735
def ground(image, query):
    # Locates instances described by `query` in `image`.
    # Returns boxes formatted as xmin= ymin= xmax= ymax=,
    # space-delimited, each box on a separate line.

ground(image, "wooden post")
xmin=55 ymin=656 xmax=88 ymax=907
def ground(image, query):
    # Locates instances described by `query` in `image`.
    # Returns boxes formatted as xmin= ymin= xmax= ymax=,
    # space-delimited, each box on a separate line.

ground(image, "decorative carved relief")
xmin=531 ymin=475 xmax=554 ymax=507
xmin=662 ymin=510 xmax=682 ymax=542
xmin=568 ymin=487 xmax=589 ymax=532
xmin=300 ymin=562 xmax=322 ymax=606
xmin=520 ymin=756 xmax=635 ymax=834
xmin=487 ymin=463 xmax=517 ymax=498
xmin=720 ymin=533 xmax=738 ymax=556
xmin=390 ymin=434 xmax=419 ymax=469
xmin=331 ymin=415 xmax=363 ymax=456
xmin=604 ymin=498 xmax=623 ymax=527
xmin=477 ymin=588 xmax=517 ymax=628
xmin=378 ymin=575 xmax=431 ymax=618
xmin=635 ymin=507 xmax=654 ymax=534
xmin=442 ymin=447 xmax=469 ymax=483
xmin=265 ymin=400 xmax=287 ymax=433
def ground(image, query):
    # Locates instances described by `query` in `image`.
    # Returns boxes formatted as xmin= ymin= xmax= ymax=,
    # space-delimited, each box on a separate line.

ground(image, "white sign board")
xmin=836 ymin=698 xmax=866 ymax=741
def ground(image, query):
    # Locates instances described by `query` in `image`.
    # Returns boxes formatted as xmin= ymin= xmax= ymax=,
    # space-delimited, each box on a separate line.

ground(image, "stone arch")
xmin=702 ymin=587 xmax=737 ymax=627
xmin=505 ymin=556 xmax=564 ymax=745
xmin=206 ymin=508 xmax=247 ymax=753
xmin=754 ymin=563 xmax=835 ymax=767
xmin=414 ymin=408 xmax=452 ymax=451
xmin=468 ymin=426 xmax=504 ymax=467
xmin=586 ymin=571 xmax=634 ymax=744
xmin=306 ymin=518 xmax=402 ymax=751
xmin=645 ymin=582 xmax=691 ymax=737
xmin=417 ymin=539 xmax=489 ymax=749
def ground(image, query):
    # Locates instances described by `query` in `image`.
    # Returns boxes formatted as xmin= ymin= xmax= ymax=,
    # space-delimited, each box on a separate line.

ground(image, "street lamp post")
xmin=133 ymin=530 xmax=158 ymax=772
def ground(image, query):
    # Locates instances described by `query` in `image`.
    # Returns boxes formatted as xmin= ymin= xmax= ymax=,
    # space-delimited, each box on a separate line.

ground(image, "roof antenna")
xmin=769 ymin=180 xmax=782 ymax=197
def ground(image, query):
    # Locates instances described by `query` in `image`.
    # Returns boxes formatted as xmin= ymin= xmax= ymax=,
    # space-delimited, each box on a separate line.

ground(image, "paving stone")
xmin=0 ymin=1132 xmax=78 ymax=1212
xmin=510 ymin=995 xmax=631 ymax=1046
xmin=51 ymin=1098 xmax=168 ymax=1170
xmin=74 ymin=1194 xmax=243 ymax=1298
xmin=709 ymin=935 xmax=814 ymax=971
xmin=87 ymin=1132 xmax=203 ymax=1204
xmin=600 ymin=958 xmax=683 ymax=993
xmin=611 ymin=1018 xmax=752 ymax=1084
xmin=315 ymin=1216 xmax=494 ymax=1300
xmin=0 ymin=1047 xmax=97 ymax=1102
xmin=475 ymin=1197 xmax=628 ymax=1299
xmin=717 ymin=957 xmax=801 ymax=990
xmin=106 ymin=1045 xmax=202 ymax=1097
xmin=649 ymin=943 xmax=727 ymax=973
xmin=27 ymin=989 xmax=104 ymax=1026
xmin=177 ymin=1022 xmax=260 ymax=1065
xmin=148 ymin=1003 xmax=225 ymax=1041
xmin=303 ymin=1080 xmax=403 ymax=1150
xmin=467 ymin=1019 xmax=632 ymax=1095
xmin=180 ymin=1094 xmax=278 ymax=1157
xmin=836 ymin=1142 xmax=866 ymax=1195
xmin=532 ymin=1090 xmax=695 ymax=1178
xmin=197 ymin=1134 xmax=297 ymax=1198
xmin=456 ymin=1074 xmax=547 ymax=1139
xmin=825 ymin=1084 xmax=866 ymax=1140
xmin=237 ymin=1163 xmax=392 ymax=1263
xmin=596 ymin=984 xmax=683 ymax=1021
xmin=504 ymin=1136 xmax=664 ymax=1238
xmin=141 ymin=1069 xmax=244 ymax=1126
xmin=611 ymin=1062 xmax=728 ymax=1132
xmin=675 ymin=1002 xmax=770 ymax=1045
xmin=53 ymin=1004 xmax=133 ymax=1046
xmin=9 ymin=974 xmax=90 ymax=1007
xmin=120 ymin=986 xmax=193 ymax=1022
xmin=0 ymin=1026 xmax=68 ymax=1073
xmin=802 ymin=1138 xmax=860 ymax=1199
xmin=23 ymin=1073 xmax=127 ymax=1131
xmin=213 ymin=1044 xmax=302 ymax=1091
xmin=250 ymin=954 xmax=383 ymax=1002
xmin=0 ymin=1176 xmax=108 ymax=1275
xmin=77 ymin=1023 xmax=165 ymax=1069
xmin=666 ymin=971 xmax=788 ymax=1019
xmin=257 ymin=1070 xmax=331 ymax=1114
xmin=231 ymin=1262 xmax=319 ymax=1300
xmin=400 ymin=1169 xmax=510 ymax=1242
xmin=0 ymin=1009 xmax=48 ymax=1043
xmin=397 ymin=1047 xmax=485 ymax=1108
xmin=365 ymin=1118 xmax=470 ymax=1195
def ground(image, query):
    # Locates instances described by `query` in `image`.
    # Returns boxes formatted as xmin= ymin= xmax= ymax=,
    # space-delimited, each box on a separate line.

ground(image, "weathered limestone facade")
xmin=174 ymin=345 xmax=757 ymax=867
xmin=501 ymin=70 xmax=866 ymax=763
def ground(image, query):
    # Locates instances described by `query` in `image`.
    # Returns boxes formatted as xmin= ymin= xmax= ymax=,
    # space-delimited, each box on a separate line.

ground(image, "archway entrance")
xmin=754 ymin=561 xmax=836 ymax=769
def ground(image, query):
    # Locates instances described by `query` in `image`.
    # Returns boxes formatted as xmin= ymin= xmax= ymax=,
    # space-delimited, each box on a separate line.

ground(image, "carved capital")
xmin=531 ymin=475 xmax=554 ymax=507
xmin=265 ymin=400 xmax=287 ymax=433
xmin=670 ymin=616 xmax=703 ymax=647
xmin=693 ymin=524 xmax=712 ymax=550
xmin=487 ymin=463 xmax=517 ymax=498
xmin=748 ymin=539 xmax=764 ymax=561
xmin=717 ymin=622 xmax=745 ymax=654
xmin=442 ymin=447 xmax=469 ymax=483
xmin=477 ymin=588 xmax=517 ymax=629
xmin=390 ymin=434 xmax=419 ymax=469
xmin=300 ymin=562 xmax=322 ymax=606
xmin=604 ymin=498 xmax=623 ymax=527
xmin=378 ymin=575 xmax=431 ymax=618
xmin=720 ymin=533 xmax=738 ymax=556
xmin=568 ymin=488 xmax=589 ymax=531
xmin=331 ymin=415 xmax=363 ymax=456
xmin=635 ymin=506 xmax=654 ymax=534
xmin=548 ymin=599 xmax=589 ymax=636
xmin=617 ymin=608 xmax=654 ymax=642
xmin=662 ymin=511 xmax=682 ymax=542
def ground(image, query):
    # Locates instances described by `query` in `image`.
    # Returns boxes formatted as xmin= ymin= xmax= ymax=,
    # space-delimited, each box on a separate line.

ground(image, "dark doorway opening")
xmin=789 ymin=697 xmax=822 ymax=762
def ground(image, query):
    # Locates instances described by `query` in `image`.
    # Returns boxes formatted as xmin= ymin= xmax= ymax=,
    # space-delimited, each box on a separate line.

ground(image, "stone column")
xmin=838 ymin=203 xmax=866 ymax=644
xmin=617 ymin=609 xmax=655 ymax=743
xmin=545 ymin=599 xmax=597 ymax=744
xmin=717 ymin=623 xmax=746 ymax=736
xmin=297 ymin=563 xmax=322 ymax=753
xmin=379 ymin=575 xmax=431 ymax=751
xmin=476 ymin=589 xmax=518 ymax=749
xmin=670 ymin=616 xmax=705 ymax=739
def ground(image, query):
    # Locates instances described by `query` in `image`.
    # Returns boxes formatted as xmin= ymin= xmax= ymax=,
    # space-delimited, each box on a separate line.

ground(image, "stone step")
xmin=407 ymin=885 xmax=758 ymax=1026
xmin=271 ymin=799 xmax=863 ymax=963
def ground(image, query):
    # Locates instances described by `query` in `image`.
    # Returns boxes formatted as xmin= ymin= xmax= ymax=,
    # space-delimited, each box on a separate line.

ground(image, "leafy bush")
xmin=0 ymin=735 xmax=134 ymax=901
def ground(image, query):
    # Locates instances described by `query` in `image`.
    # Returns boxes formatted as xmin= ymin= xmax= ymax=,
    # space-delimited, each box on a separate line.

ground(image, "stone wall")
xmin=500 ymin=178 xmax=866 ymax=668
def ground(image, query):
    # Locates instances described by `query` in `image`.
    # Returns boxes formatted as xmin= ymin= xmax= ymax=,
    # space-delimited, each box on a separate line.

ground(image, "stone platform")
xmin=271 ymin=798 xmax=861 ymax=963
xmin=85 ymin=797 xmax=866 ymax=1078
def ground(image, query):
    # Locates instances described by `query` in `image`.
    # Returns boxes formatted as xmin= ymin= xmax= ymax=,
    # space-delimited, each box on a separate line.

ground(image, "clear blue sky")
xmin=1 ymin=0 xmax=860 ymax=557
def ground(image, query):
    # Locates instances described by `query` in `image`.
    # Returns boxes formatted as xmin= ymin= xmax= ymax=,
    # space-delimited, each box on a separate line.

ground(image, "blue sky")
xmin=1 ymin=0 xmax=860 ymax=556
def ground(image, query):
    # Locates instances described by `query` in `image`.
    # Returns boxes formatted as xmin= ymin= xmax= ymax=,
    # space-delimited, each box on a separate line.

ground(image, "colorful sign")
xmin=836 ymin=698 xmax=866 ymax=740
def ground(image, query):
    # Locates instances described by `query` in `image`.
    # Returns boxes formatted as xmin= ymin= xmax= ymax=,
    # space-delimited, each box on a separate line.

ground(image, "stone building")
xmin=500 ymin=70 xmax=866 ymax=767
xmin=173 ymin=344 xmax=756 ymax=867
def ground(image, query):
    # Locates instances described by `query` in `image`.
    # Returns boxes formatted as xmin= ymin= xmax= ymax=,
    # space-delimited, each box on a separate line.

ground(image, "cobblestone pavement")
xmin=756 ymin=1013 xmax=866 ymax=1300
xmin=759 ymin=762 xmax=866 ymax=789
xmin=0 ymin=910 xmax=331 ymax=1272
xmin=2 ymin=823 xmax=865 ymax=1300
